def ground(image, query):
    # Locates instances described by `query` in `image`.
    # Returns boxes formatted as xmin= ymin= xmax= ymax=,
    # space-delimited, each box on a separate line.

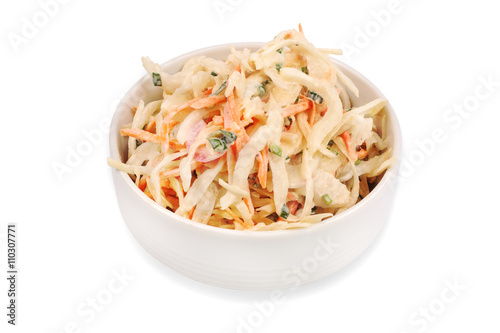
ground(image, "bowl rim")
xmin=109 ymin=42 xmax=402 ymax=238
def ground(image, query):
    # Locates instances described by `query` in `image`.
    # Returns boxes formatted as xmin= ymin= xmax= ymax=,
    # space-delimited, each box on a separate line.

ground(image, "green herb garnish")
xmin=275 ymin=64 xmax=283 ymax=72
xmin=256 ymin=84 xmax=266 ymax=97
xmin=207 ymin=129 xmax=237 ymax=153
xmin=280 ymin=204 xmax=290 ymax=219
xmin=322 ymin=194 xmax=332 ymax=206
xmin=307 ymin=91 xmax=323 ymax=104
xmin=269 ymin=144 xmax=283 ymax=157
xmin=152 ymin=72 xmax=162 ymax=86
xmin=211 ymin=80 xmax=227 ymax=96
xmin=284 ymin=116 xmax=292 ymax=127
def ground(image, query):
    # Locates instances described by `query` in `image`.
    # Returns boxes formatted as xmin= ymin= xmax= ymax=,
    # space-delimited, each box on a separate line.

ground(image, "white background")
xmin=1 ymin=0 xmax=499 ymax=332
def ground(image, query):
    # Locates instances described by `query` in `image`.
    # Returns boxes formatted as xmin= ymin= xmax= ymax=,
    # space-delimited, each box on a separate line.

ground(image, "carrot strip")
xmin=286 ymin=201 xmax=300 ymax=215
xmin=257 ymin=147 xmax=268 ymax=189
xmin=231 ymin=64 xmax=241 ymax=75
xmin=188 ymin=207 xmax=195 ymax=219
xmin=226 ymin=146 xmax=236 ymax=183
xmin=308 ymin=100 xmax=316 ymax=126
xmin=227 ymin=93 xmax=239 ymax=123
xmin=144 ymin=116 xmax=156 ymax=133
xmin=340 ymin=131 xmax=356 ymax=160
xmin=120 ymin=127 xmax=184 ymax=149
xmin=143 ymin=190 xmax=154 ymax=200
xmin=138 ymin=176 xmax=149 ymax=191
xmin=212 ymin=115 xmax=224 ymax=126
xmin=286 ymin=191 xmax=299 ymax=201
xmin=298 ymin=23 xmax=303 ymax=34
xmin=190 ymin=95 xmax=227 ymax=109
xmin=357 ymin=148 xmax=368 ymax=160
xmin=282 ymin=100 xmax=311 ymax=118
xmin=244 ymin=197 xmax=255 ymax=216
xmin=159 ymin=161 xmax=200 ymax=179
xmin=224 ymin=208 xmax=245 ymax=226
xmin=121 ymin=128 xmax=162 ymax=144
xmin=223 ymin=92 xmax=248 ymax=154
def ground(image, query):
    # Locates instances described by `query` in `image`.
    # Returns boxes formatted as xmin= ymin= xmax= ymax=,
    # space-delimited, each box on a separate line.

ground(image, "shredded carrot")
xmin=256 ymin=147 xmax=268 ymax=189
xmin=226 ymin=146 xmax=236 ymax=183
xmin=298 ymin=23 xmax=303 ymax=34
xmin=223 ymin=92 xmax=249 ymax=154
xmin=138 ymin=176 xmax=149 ymax=191
xmin=188 ymin=207 xmax=195 ymax=219
xmin=282 ymin=99 xmax=311 ymax=118
xmin=358 ymin=148 xmax=368 ymax=160
xmin=133 ymin=106 xmax=137 ymax=111
xmin=190 ymin=94 xmax=227 ymax=109
xmin=309 ymin=99 xmax=316 ymax=126
xmin=227 ymin=93 xmax=240 ymax=124
xmin=143 ymin=190 xmax=154 ymax=200
xmin=244 ymin=197 xmax=255 ymax=216
xmin=144 ymin=116 xmax=156 ymax=133
xmin=286 ymin=191 xmax=299 ymax=201
xmin=121 ymin=128 xmax=162 ymax=144
xmin=165 ymin=195 xmax=180 ymax=210
xmin=120 ymin=127 xmax=184 ymax=149
xmin=231 ymin=64 xmax=241 ymax=75
xmin=340 ymin=131 xmax=356 ymax=160
xmin=212 ymin=115 xmax=224 ymax=126
xmin=224 ymin=208 xmax=245 ymax=226
xmin=286 ymin=200 xmax=300 ymax=215
xmin=159 ymin=161 xmax=200 ymax=179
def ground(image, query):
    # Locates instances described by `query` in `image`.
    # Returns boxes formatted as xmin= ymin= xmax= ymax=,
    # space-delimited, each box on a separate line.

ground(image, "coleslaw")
xmin=108 ymin=26 xmax=394 ymax=230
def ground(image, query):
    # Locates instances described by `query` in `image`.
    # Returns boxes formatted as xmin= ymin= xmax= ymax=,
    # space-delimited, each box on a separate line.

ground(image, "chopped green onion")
xmin=275 ymin=63 xmax=283 ymax=72
xmin=276 ymin=48 xmax=283 ymax=54
xmin=211 ymin=80 xmax=227 ymax=96
xmin=307 ymin=91 xmax=323 ymax=104
xmin=326 ymin=140 xmax=339 ymax=155
xmin=218 ymin=129 xmax=237 ymax=143
xmin=264 ymin=79 xmax=270 ymax=85
xmin=301 ymin=66 xmax=309 ymax=74
xmin=294 ymin=95 xmax=300 ymax=104
xmin=208 ymin=138 xmax=227 ymax=153
xmin=346 ymin=108 xmax=352 ymax=112
xmin=327 ymin=147 xmax=339 ymax=155
xmin=280 ymin=204 xmax=290 ymax=219
xmin=311 ymin=206 xmax=317 ymax=214
xmin=207 ymin=129 xmax=237 ymax=153
xmin=256 ymin=84 xmax=266 ymax=97
xmin=284 ymin=116 xmax=292 ymax=127
xmin=355 ymin=159 xmax=362 ymax=165
xmin=269 ymin=144 xmax=282 ymax=157
xmin=211 ymin=71 xmax=218 ymax=76
xmin=322 ymin=194 xmax=332 ymax=206
xmin=152 ymin=72 xmax=162 ymax=86
xmin=285 ymin=155 xmax=290 ymax=163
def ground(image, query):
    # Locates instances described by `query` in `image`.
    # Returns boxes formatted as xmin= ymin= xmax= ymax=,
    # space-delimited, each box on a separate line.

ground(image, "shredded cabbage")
xmin=109 ymin=26 xmax=395 ymax=231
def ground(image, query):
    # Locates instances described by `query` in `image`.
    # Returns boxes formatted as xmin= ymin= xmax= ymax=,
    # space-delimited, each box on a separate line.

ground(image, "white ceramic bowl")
xmin=109 ymin=43 xmax=402 ymax=291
